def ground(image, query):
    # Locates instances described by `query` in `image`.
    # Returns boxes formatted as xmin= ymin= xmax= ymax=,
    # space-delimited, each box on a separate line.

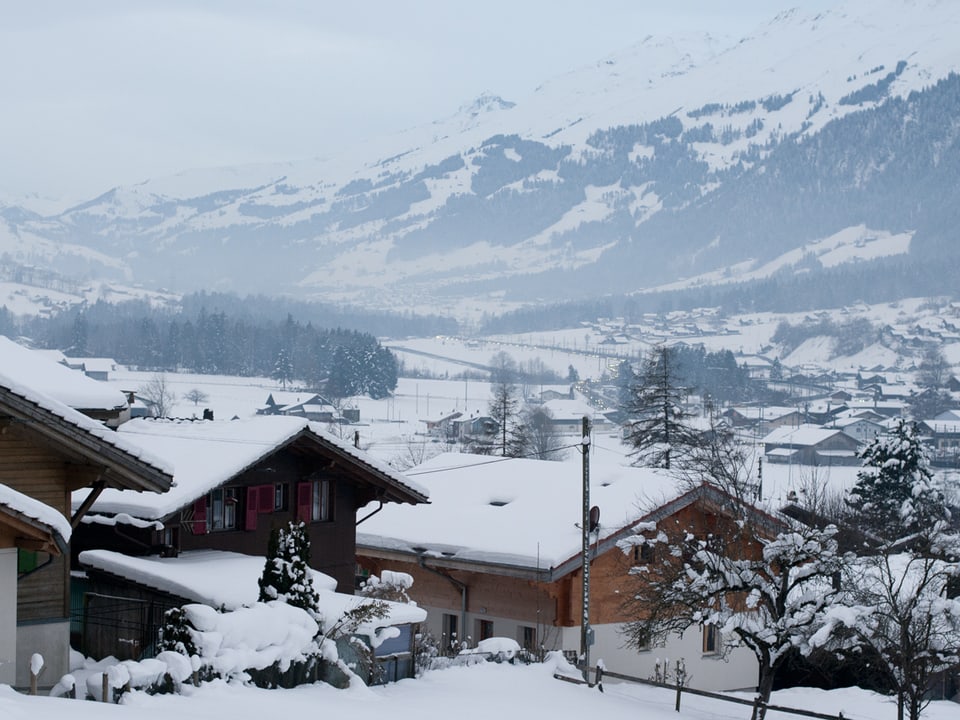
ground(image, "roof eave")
xmin=0 ymin=387 xmax=173 ymax=494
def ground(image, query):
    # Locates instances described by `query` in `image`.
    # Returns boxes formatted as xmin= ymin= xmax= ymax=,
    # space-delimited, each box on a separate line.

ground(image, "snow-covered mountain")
xmin=2 ymin=0 xmax=959 ymax=318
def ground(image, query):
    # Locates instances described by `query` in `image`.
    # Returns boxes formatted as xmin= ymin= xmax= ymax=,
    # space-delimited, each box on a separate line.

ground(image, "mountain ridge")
xmin=2 ymin=0 xmax=958 ymax=320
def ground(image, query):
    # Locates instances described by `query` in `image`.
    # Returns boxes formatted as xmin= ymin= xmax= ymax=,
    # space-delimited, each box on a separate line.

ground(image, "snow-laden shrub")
xmin=159 ymin=600 xmax=334 ymax=689
xmin=460 ymin=637 xmax=522 ymax=664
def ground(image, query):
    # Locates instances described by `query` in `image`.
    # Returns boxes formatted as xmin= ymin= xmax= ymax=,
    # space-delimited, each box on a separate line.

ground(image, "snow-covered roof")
xmin=762 ymin=424 xmax=851 ymax=446
xmin=357 ymin=451 xmax=683 ymax=572
xmin=767 ymin=448 xmax=800 ymax=458
xmin=75 ymin=416 xmax=428 ymax=520
xmin=78 ymin=549 xmax=425 ymax=628
xmin=829 ymin=416 xmax=883 ymax=430
xmin=0 ymin=336 xmax=127 ymax=411
xmin=67 ymin=357 xmax=118 ymax=374
xmin=0 ymin=482 xmax=72 ymax=547
xmin=541 ymin=398 xmax=599 ymax=421
xmin=726 ymin=405 xmax=799 ymax=421
xmin=80 ymin=549 xmax=336 ymax=610
xmin=0 ymin=341 xmax=174 ymax=489
xmin=299 ymin=403 xmax=333 ymax=413
xmin=264 ymin=391 xmax=322 ymax=407
xmin=919 ymin=419 xmax=960 ymax=434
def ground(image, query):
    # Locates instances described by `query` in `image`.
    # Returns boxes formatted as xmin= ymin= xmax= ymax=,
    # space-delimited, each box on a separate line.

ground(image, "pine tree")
xmin=623 ymin=345 xmax=701 ymax=469
xmin=846 ymin=419 xmax=944 ymax=542
xmin=273 ymin=347 xmax=294 ymax=389
xmin=258 ymin=522 xmax=321 ymax=619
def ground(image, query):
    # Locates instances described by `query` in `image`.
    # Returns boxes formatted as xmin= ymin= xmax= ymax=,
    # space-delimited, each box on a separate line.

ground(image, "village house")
xmin=450 ymin=412 xmax=499 ymax=446
xmin=0 ymin=337 xmax=174 ymax=688
xmin=62 ymin=357 xmax=119 ymax=382
xmin=0 ymin=484 xmax=71 ymax=687
xmin=538 ymin=398 xmax=611 ymax=436
xmin=421 ymin=410 xmax=462 ymax=441
xmin=722 ymin=406 xmax=803 ymax=436
xmin=356 ymin=452 xmax=770 ymax=692
xmin=255 ymin=391 xmax=350 ymax=423
xmin=762 ymin=424 xmax=862 ymax=466
xmin=827 ymin=414 xmax=886 ymax=444
xmin=70 ymin=415 xmax=428 ymax=661
xmin=917 ymin=418 xmax=960 ymax=467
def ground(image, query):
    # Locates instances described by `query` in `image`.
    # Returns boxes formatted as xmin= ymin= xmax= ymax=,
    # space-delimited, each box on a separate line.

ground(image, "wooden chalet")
xmin=71 ymin=416 xmax=428 ymax=661
xmin=0 ymin=349 xmax=174 ymax=689
xmin=356 ymin=453 xmax=776 ymax=692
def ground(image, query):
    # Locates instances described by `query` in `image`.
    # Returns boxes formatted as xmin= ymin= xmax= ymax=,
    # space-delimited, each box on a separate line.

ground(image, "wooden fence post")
xmin=102 ymin=672 xmax=110 ymax=703
xmin=28 ymin=653 xmax=44 ymax=695
xmin=674 ymin=659 xmax=685 ymax=712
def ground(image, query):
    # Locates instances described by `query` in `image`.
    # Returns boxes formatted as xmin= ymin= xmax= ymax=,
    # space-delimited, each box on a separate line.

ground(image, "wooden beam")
xmin=71 ymin=478 xmax=106 ymax=528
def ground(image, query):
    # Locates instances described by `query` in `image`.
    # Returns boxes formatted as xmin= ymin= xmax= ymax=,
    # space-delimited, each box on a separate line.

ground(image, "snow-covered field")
xmin=3 ymin=655 xmax=958 ymax=720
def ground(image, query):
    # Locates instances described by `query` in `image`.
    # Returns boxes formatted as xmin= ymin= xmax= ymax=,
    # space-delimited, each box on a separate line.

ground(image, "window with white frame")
xmin=702 ymin=624 xmax=718 ymax=655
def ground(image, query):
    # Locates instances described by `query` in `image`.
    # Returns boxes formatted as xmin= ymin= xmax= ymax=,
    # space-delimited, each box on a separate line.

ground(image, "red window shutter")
xmin=245 ymin=486 xmax=259 ymax=531
xmin=192 ymin=496 xmax=207 ymax=535
xmin=296 ymin=482 xmax=312 ymax=522
xmin=258 ymin=484 xmax=274 ymax=513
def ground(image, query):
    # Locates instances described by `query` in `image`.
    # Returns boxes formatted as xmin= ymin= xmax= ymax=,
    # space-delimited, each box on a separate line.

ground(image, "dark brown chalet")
xmin=73 ymin=416 xmax=428 ymax=593
xmin=0 ymin=377 xmax=173 ymax=689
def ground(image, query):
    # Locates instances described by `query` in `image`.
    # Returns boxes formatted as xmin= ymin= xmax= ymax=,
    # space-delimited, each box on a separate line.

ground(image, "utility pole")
xmin=579 ymin=415 xmax=592 ymax=682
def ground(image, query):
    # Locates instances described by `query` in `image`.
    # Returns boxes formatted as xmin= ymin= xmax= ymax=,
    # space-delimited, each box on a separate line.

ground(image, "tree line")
xmin=1 ymin=299 xmax=399 ymax=399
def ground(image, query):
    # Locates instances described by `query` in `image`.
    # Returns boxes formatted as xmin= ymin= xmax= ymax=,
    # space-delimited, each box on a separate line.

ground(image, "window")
xmin=274 ymin=483 xmax=288 ymax=511
xmin=442 ymin=613 xmax=459 ymax=651
xmin=159 ymin=526 xmax=178 ymax=555
xmin=633 ymin=543 xmax=655 ymax=564
xmin=17 ymin=549 xmax=43 ymax=574
xmin=702 ymin=624 xmax=718 ymax=655
xmin=312 ymin=479 xmax=329 ymax=521
xmin=209 ymin=487 xmax=238 ymax=530
xmin=477 ymin=619 xmax=494 ymax=641
xmin=296 ymin=479 xmax=332 ymax=523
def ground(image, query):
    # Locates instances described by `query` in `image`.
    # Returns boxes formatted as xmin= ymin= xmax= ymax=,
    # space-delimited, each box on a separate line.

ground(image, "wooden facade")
xmin=75 ymin=429 xmax=426 ymax=593
xmin=357 ymin=484 xmax=778 ymax=689
xmin=0 ymin=382 xmax=173 ymax=689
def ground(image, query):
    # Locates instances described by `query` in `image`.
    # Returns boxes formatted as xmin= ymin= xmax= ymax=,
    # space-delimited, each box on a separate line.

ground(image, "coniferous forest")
xmin=0 ymin=294 xmax=424 ymax=399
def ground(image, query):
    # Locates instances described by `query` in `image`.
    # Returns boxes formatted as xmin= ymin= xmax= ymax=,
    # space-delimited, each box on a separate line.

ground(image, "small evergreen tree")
xmin=258 ymin=521 xmax=321 ymax=619
xmin=846 ymin=419 xmax=944 ymax=542
xmin=157 ymin=606 xmax=199 ymax=657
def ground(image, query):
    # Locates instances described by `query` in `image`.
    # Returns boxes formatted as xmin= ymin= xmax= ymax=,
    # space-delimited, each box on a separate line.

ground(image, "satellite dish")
xmin=589 ymin=505 xmax=600 ymax=533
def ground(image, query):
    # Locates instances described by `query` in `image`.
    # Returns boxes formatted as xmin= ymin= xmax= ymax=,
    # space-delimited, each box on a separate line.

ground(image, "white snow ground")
xmin=2 ymin=656 xmax=958 ymax=720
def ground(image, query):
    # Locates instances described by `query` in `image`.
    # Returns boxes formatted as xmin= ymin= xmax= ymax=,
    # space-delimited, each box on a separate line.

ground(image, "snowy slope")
xmin=2 ymin=0 xmax=959 ymax=316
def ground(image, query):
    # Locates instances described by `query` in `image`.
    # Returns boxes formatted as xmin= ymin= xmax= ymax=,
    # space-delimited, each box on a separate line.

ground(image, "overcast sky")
xmin=0 ymin=1 xmax=825 ymax=203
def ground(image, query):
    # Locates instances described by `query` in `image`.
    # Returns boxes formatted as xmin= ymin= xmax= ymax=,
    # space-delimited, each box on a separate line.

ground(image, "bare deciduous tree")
xmin=139 ymin=373 xmax=175 ymax=418
xmin=183 ymin=388 xmax=209 ymax=406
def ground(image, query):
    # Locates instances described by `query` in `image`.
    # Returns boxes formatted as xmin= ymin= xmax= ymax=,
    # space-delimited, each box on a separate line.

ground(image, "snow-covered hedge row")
xmin=52 ymin=600 xmax=363 ymax=700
